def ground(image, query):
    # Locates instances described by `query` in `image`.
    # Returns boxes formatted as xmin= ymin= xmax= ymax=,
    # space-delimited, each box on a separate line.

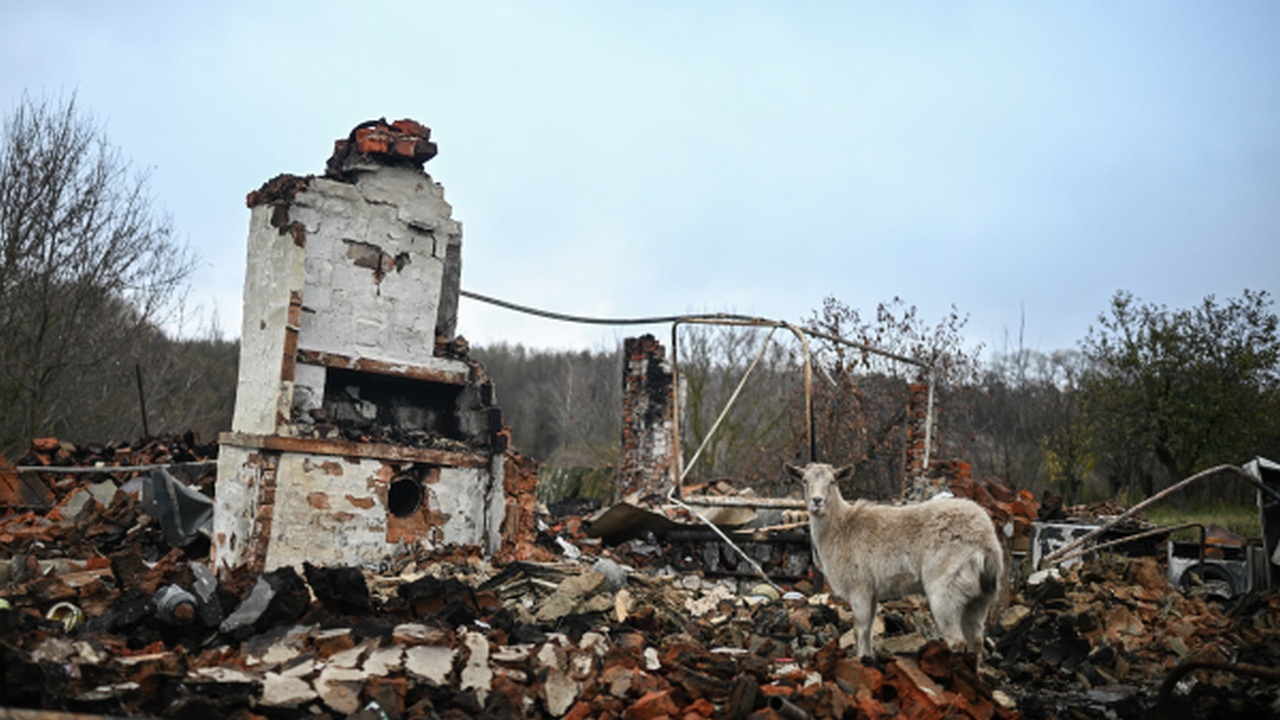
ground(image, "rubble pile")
xmin=1 ymin=433 xmax=217 ymax=563
xmin=3 ymin=439 xmax=1279 ymax=719
xmin=993 ymin=556 xmax=1280 ymax=718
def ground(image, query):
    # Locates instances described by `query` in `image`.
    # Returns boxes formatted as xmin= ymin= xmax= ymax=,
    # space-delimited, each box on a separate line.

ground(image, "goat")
xmin=786 ymin=462 xmax=1002 ymax=660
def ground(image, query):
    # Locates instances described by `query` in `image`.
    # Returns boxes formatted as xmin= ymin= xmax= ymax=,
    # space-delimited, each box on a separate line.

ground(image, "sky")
xmin=4 ymin=1 xmax=1278 ymax=359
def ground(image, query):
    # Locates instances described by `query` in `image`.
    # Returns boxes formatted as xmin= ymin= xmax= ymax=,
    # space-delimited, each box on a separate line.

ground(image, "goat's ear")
xmin=834 ymin=465 xmax=855 ymax=483
xmin=784 ymin=463 xmax=806 ymax=482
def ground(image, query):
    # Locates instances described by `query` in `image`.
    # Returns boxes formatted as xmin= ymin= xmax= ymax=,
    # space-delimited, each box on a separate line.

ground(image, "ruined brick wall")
xmin=903 ymin=382 xmax=946 ymax=499
xmin=615 ymin=335 xmax=676 ymax=504
xmin=904 ymin=383 xmax=929 ymax=480
xmin=493 ymin=446 xmax=543 ymax=562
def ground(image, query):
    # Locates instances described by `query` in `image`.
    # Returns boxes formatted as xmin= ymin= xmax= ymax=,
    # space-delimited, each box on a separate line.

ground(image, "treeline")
xmin=7 ymin=288 xmax=1276 ymax=512
xmin=477 ymin=291 xmax=1280 ymax=507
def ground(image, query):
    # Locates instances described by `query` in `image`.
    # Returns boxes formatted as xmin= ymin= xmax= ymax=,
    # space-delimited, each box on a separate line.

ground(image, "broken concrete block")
xmin=316 ymin=664 xmax=366 ymax=715
xmin=260 ymin=672 xmax=317 ymax=707
xmin=568 ymin=650 xmax=597 ymax=682
xmin=324 ymin=640 xmax=369 ymax=669
xmin=392 ymin=622 xmax=451 ymax=646
xmin=643 ymin=647 xmax=660 ymax=671
xmin=459 ymin=630 xmax=492 ymax=705
xmin=363 ymin=645 xmax=404 ymax=676
xmin=998 ymin=603 xmax=1032 ymax=632
xmin=601 ymin=664 xmax=636 ymax=698
xmin=535 ymin=570 xmax=609 ymax=621
xmin=541 ymin=666 xmax=580 ymax=716
xmin=404 ymin=644 xmax=455 ymax=685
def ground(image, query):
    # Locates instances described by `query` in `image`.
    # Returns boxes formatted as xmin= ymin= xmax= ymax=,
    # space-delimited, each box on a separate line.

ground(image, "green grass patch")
xmin=1143 ymin=501 xmax=1261 ymax=541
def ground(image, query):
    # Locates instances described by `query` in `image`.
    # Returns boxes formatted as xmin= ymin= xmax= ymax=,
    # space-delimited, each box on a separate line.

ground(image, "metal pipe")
xmin=680 ymin=495 xmax=806 ymax=509
xmin=670 ymin=321 xmax=683 ymax=494
xmin=788 ymin=322 xmax=816 ymax=463
xmin=1041 ymin=464 xmax=1280 ymax=568
xmin=671 ymin=317 xmax=819 ymax=486
xmin=679 ymin=326 xmax=778 ymax=482
xmin=1049 ymin=522 xmax=1200 ymax=566
xmin=14 ymin=460 xmax=218 ymax=474
xmin=767 ymin=696 xmax=810 ymax=720
xmin=797 ymin=325 xmax=928 ymax=369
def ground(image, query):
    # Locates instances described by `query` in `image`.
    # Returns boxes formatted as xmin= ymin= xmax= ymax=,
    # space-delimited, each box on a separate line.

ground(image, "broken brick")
xmin=624 ymin=689 xmax=680 ymax=720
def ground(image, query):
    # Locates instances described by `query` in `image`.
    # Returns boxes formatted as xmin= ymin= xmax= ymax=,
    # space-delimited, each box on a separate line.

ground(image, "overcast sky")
xmin=4 ymin=2 xmax=1278 ymax=358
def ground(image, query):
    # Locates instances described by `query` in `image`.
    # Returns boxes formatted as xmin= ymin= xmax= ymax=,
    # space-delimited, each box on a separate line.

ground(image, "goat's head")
xmin=785 ymin=462 xmax=854 ymax=518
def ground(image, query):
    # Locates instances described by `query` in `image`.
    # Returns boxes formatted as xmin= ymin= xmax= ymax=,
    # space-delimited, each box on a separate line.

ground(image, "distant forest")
xmin=5 ymin=292 xmax=1277 ymax=511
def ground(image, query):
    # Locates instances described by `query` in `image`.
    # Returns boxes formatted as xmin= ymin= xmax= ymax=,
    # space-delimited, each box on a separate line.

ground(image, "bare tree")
xmin=804 ymin=296 xmax=981 ymax=498
xmin=676 ymin=323 xmax=800 ymax=489
xmin=472 ymin=343 xmax=621 ymax=467
xmin=0 ymin=93 xmax=195 ymax=453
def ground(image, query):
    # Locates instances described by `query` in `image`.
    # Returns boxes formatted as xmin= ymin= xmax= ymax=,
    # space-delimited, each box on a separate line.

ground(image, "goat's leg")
xmin=924 ymin=581 xmax=968 ymax=651
xmin=848 ymin=592 xmax=876 ymax=661
xmin=961 ymin=592 xmax=994 ymax=657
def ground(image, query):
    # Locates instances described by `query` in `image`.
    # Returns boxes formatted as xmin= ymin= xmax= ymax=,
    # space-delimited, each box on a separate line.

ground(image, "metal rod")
xmin=1041 ymin=464 xmax=1280 ymax=568
xmin=679 ymin=326 xmax=778 ymax=483
xmin=768 ymin=696 xmax=811 ymax=720
xmin=796 ymin=325 xmax=928 ymax=369
xmin=135 ymin=363 xmax=150 ymax=440
xmin=680 ymin=495 xmax=806 ymax=509
xmin=670 ymin=321 xmax=683 ymax=491
xmin=790 ymin=322 xmax=815 ymax=463
xmin=665 ymin=491 xmax=784 ymax=593
xmin=747 ymin=521 xmax=811 ymax=535
xmin=1049 ymin=522 xmax=1200 ymax=566
xmin=14 ymin=460 xmax=218 ymax=474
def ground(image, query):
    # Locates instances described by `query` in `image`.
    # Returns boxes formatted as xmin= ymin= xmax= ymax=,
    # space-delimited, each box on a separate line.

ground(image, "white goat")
xmin=786 ymin=462 xmax=1003 ymax=660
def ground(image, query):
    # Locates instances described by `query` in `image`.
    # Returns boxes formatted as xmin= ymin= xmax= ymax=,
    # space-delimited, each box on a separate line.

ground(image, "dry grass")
xmin=1144 ymin=501 xmax=1262 ymax=541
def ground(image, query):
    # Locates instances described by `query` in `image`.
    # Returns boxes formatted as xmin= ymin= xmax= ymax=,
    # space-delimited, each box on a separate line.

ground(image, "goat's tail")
xmin=979 ymin=543 xmax=1002 ymax=596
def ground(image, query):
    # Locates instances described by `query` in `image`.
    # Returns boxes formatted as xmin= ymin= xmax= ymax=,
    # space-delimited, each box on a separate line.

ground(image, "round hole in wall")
xmin=387 ymin=475 xmax=424 ymax=518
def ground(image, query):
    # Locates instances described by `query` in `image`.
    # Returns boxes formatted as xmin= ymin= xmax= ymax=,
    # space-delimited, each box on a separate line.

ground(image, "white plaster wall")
xmin=432 ymin=467 xmax=492 ymax=548
xmin=290 ymin=168 xmax=462 ymax=366
xmin=265 ymin=454 xmax=390 ymax=571
xmin=212 ymin=445 xmax=259 ymax=573
xmin=484 ymin=453 xmax=507 ymax=555
xmin=232 ymin=206 xmax=306 ymax=435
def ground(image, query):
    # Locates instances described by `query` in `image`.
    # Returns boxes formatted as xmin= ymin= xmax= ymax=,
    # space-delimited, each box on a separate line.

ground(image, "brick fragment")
xmin=363 ymin=676 xmax=406 ymax=718
xmin=833 ymin=658 xmax=882 ymax=700
xmin=0 ymin=454 xmax=55 ymax=509
xmin=683 ymin=698 xmax=715 ymax=719
xmin=625 ymin=689 xmax=679 ymax=720
xmin=562 ymin=701 xmax=594 ymax=720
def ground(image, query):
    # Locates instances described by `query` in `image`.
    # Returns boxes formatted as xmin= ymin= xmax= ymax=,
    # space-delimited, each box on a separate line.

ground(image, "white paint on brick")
xmin=217 ymin=155 xmax=500 ymax=577
xmin=231 ymin=206 xmax=306 ymax=435
xmin=264 ymin=454 xmax=388 ymax=571
xmin=212 ymin=444 xmax=261 ymax=573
